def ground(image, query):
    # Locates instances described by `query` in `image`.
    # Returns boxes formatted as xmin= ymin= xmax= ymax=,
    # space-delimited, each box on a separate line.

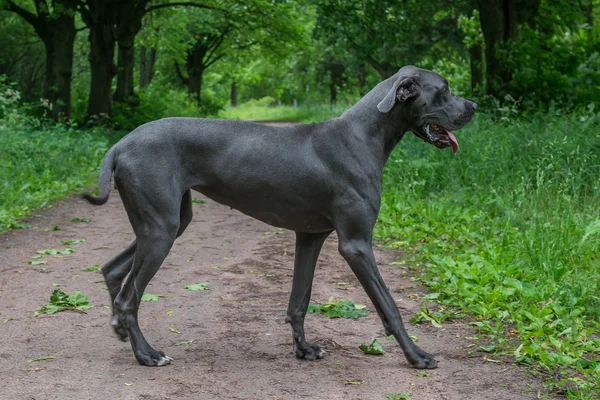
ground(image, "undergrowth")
xmin=0 ymin=116 xmax=115 ymax=231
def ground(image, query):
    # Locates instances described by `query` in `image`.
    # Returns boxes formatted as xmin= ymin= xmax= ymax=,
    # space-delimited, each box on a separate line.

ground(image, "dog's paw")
xmin=294 ymin=342 xmax=326 ymax=361
xmin=409 ymin=349 xmax=438 ymax=369
xmin=135 ymin=349 xmax=173 ymax=367
xmin=110 ymin=316 xmax=128 ymax=341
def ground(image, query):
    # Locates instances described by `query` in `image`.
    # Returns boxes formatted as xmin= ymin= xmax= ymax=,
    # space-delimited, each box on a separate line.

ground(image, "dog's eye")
xmin=442 ymin=86 xmax=450 ymax=94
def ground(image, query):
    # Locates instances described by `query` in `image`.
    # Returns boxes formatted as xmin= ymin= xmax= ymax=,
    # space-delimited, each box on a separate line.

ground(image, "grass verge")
xmin=0 ymin=119 xmax=115 ymax=231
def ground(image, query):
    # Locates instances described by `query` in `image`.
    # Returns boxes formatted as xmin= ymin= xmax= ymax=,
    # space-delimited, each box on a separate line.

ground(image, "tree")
xmin=2 ymin=0 xmax=78 ymax=119
xmin=173 ymin=0 xmax=305 ymax=104
xmin=473 ymin=0 xmax=541 ymax=96
xmin=313 ymin=0 xmax=459 ymax=80
xmin=139 ymin=45 xmax=157 ymax=88
xmin=113 ymin=1 xmax=217 ymax=105
xmin=458 ymin=5 xmax=484 ymax=95
xmin=78 ymin=0 xmax=117 ymax=118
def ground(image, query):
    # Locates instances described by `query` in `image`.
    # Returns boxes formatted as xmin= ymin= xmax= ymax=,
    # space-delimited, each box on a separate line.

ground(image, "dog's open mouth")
xmin=413 ymin=124 xmax=459 ymax=153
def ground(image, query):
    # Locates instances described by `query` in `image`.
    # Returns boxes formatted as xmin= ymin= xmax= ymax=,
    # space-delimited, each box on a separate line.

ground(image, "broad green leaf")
xmin=359 ymin=338 xmax=385 ymax=355
xmin=61 ymin=239 xmax=86 ymax=246
xmin=82 ymin=264 xmax=101 ymax=272
xmin=141 ymin=293 xmax=160 ymax=302
xmin=35 ymin=248 xmax=74 ymax=256
xmin=184 ymin=282 xmax=209 ymax=291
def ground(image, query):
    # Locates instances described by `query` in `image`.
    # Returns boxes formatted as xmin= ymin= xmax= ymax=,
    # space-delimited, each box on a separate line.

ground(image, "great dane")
xmin=83 ymin=65 xmax=477 ymax=369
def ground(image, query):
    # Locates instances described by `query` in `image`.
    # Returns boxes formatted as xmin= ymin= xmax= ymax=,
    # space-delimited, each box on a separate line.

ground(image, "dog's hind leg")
xmin=286 ymin=231 xmax=331 ymax=360
xmin=102 ymin=190 xmax=194 ymax=342
xmin=112 ymin=185 xmax=191 ymax=366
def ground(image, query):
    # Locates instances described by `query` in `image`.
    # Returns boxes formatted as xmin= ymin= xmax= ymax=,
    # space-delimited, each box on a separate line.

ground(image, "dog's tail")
xmin=81 ymin=146 xmax=116 ymax=206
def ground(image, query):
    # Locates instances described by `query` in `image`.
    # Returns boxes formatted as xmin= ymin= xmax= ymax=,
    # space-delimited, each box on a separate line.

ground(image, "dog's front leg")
xmin=337 ymin=230 xmax=438 ymax=369
xmin=285 ymin=231 xmax=332 ymax=360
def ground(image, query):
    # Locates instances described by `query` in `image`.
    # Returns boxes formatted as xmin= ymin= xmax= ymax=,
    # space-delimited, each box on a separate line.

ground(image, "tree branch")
xmin=33 ymin=0 xmax=49 ymax=18
xmin=203 ymin=29 xmax=228 ymax=67
xmin=204 ymin=53 xmax=224 ymax=68
xmin=4 ymin=0 xmax=40 ymax=28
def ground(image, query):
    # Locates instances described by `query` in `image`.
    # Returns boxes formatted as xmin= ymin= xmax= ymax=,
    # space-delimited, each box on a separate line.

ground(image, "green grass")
xmin=375 ymin=111 xmax=600 ymax=398
xmin=0 ymin=120 xmax=114 ymax=231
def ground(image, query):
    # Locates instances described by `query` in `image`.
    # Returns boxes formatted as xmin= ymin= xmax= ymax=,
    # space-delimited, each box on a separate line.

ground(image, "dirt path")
xmin=0 ymin=189 xmax=557 ymax=400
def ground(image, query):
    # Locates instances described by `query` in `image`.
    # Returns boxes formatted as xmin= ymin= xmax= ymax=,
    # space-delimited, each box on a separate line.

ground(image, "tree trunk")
xmin=187 ymin=71 xmax=203 ymax=103
xmin=469 ymin=44 xmax=484 ymax=95
xmin=115 ymin=1 xmax=147 ymax=104
xmin=4 ymin=0 xmax=77 ymax=120
xmin=139 ymin=46 xmax=156 ymax=88
xmin=114 ymin=34 xmax=139 ymax=104
xmin=85 ymin=2 xmax=117 ymax=118
xmin=329 ymin=82 xmax=337 ymax=104
xmin=474 ymin=0 xmax=541 ymax=97
xmin=42 ymin=14 xmax=76 ymax=120
xmin=230 ymin=78 xmax=237 ymax=107
xmin=186 ymin=44 xmax=207 ymax=103
xmin=356 ymin=63 xmax=366 ymax=97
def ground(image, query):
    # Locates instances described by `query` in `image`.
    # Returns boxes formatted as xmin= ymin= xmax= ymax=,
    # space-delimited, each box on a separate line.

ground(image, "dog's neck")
xmin=340 ymin=81 xmax=411 ymax=164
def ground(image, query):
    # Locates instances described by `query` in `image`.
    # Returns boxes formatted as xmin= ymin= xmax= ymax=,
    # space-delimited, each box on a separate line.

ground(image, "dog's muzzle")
xmin=413 ymin=124 xmax=459 ymax=153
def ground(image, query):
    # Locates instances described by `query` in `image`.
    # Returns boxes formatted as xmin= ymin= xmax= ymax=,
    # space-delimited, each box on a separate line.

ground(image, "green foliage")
xmin=307 ymin=298 xmax=368 ymax=319
xmin=503 ymin=3 xmax=600 ymax=108
xmin=376 ymin=111 xmax=600 ymax=397
xmin=81 ymin=264 xmax=100 ymax=272
xmin=385 ymin=394 xmax=411 ymax=400
xmin=141 ymin=293 xmax=160 ymax=302
xmin=70 ymin=218 xmax=91 ymax=223
xmin=35 ymin=289 xmax=92 ymax=315
xmin=359 ymin=338 xmax=385 ymax=355
xmin=35 ymin=248 xmax=74 ymax=255
xmin=0 ymin=92 xmax=114 ymax=231
xmin=61 ymin=239 xmax=86 ymax=246
xmin=184 ymin=282 xmax=209 ymax=291
xmin=410 ymin=302 xmax=464 ymax=328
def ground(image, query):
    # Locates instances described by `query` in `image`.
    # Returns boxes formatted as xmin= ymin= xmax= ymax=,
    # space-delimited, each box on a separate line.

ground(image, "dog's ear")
xmin=377 ymin=76 xmax=419 ymax=113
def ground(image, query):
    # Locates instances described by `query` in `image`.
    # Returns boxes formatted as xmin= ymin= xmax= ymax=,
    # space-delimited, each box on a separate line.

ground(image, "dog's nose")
xmin=471 ymin=102 xmax=478 ymax=111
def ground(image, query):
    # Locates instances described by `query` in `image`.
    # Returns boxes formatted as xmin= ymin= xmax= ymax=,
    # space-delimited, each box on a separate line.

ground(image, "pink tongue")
xmin=446 ymin=130 xmax=459 ymax=153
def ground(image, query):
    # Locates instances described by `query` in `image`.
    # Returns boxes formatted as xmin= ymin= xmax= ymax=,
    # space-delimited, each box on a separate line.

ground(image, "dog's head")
xmin=377 ymin=66 xmax=477 ymax=153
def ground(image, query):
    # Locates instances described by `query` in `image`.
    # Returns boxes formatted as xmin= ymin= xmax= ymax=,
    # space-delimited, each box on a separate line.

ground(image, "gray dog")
xmin=83 ymin=65 xmax=477 ymax=369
